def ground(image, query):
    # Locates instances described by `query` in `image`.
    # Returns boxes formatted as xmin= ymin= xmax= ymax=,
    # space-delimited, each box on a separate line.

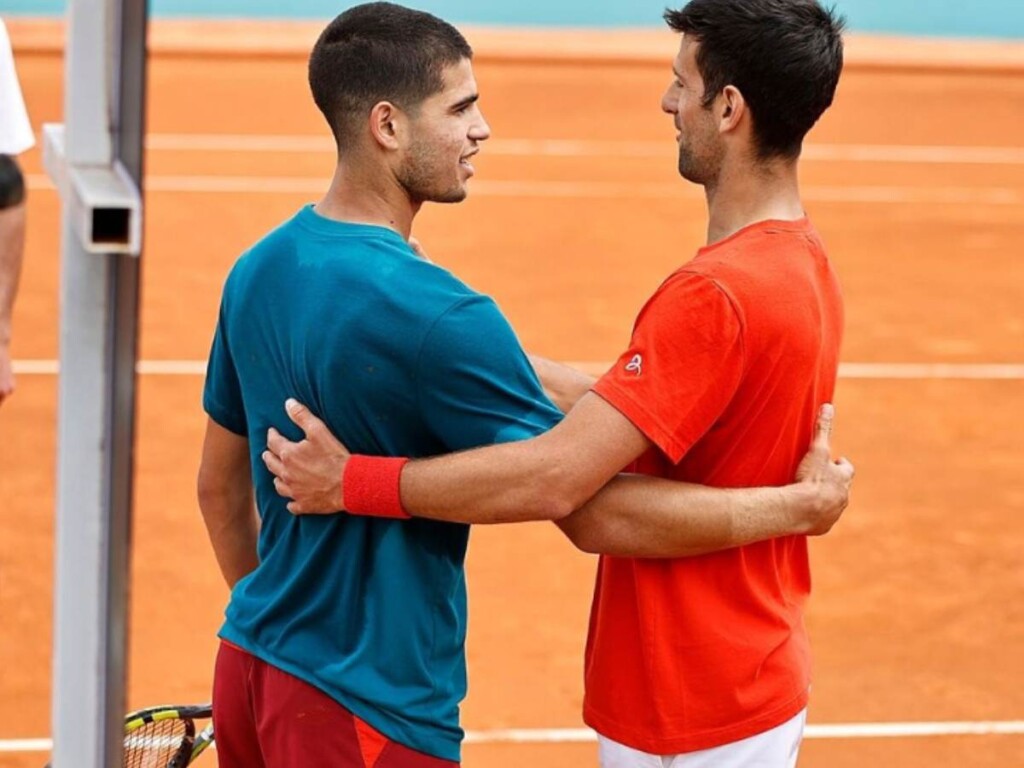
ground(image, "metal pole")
xmin=48 ymin=0 xmax=145 ymax=764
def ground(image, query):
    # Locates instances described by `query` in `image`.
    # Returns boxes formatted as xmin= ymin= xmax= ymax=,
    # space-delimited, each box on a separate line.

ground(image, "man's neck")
xmin=314 ymin=161 xmax=419 ymax=239
xmin=703 ymin=156 xmax=804 ymax=245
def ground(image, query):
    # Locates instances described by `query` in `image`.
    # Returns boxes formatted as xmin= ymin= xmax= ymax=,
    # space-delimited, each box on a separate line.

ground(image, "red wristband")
xmin=342 ymin=455 xmax=411 ymax=519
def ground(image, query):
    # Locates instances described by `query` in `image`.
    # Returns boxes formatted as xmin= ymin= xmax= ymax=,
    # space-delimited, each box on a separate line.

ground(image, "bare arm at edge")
xmin=197 ymin=418 xmax=259 ymax=588
xmin=0 ymin=199 xmax=27 ymax=405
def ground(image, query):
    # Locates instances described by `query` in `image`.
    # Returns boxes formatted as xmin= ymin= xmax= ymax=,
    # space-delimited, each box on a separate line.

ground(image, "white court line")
xmin=11 ymin=360 xmax=208 ymax=375
xmin=11 ymin=360 xmax=1024 ymax=380
xmin=0 ymin=739 xmax=52 ymax=753
xmin=145 ymin=133 xmax=336 ymax=153
xmin=3 ymin=721 xmax=1024 ymax=753
xmin=24 ymin=174 xmax=1024 ymax=205
xmin=139 ymin=133 xmax=1024 ymax=165
xmin=838 ymin=362 xmax=1024 ymax=380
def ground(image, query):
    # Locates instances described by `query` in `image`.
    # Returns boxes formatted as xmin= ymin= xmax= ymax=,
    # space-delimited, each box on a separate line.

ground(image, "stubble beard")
xmin=676 ymin=132 xmax=722 ymax=188
xmin=677 ymin=144 xmax=703 ymax=184
xmin=400 ymin=140 xmax=467 ymax=205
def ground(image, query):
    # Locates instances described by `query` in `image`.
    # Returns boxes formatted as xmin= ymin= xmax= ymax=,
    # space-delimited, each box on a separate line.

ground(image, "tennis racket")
xmin=188 ymin=720 xmax=215 ymax=763
xmin=42 ymin=703 xmax=215 ymax=767
xmin=122 ymin=704 xmax=214 ymax=767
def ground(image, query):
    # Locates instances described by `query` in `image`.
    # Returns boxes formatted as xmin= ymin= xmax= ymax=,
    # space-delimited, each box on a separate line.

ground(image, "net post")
xmin=46 ymin=0 xmax=147 ymax=765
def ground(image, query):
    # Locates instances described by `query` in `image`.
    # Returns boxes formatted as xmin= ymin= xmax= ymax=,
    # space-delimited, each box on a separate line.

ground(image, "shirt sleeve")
xmin=592 ymin=271 xmax=745 ymax=463
xmin=416 ymin=295 xmax=563 ymax=451
xmin=202 ymin=296 xmax=248 ymax=437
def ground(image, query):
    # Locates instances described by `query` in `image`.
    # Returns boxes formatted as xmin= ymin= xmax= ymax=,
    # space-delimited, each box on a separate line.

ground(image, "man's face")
xmin=398 ymin=58 xmax=491 ymax=204
xmin=661 ymin=36 xmax=723 ymax=185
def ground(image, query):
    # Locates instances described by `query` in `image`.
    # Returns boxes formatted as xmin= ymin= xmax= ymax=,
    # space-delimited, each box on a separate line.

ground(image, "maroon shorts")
xmin=213 ymin=641 xmax=459 ymax=768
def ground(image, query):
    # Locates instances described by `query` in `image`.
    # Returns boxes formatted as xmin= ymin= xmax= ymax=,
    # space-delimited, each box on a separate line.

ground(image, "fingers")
xmin=286 ymin=398 xmax=333 ymax=442
xmin=813 ymin=402 xmax=834 ymax=448
xmin=284 ymin=398 xmax=314 ymax=434
xmin=266 ymin=426 xmax=293 ymax=456
xmin=268 ymin=463 xmax=312 ymax=514
xmin=272 ymin=475 xmax=292 ymax=499
xmin=262 ymin=446 xmax=289 ymax=483
xmin=836 ymin=456 xmax=855 ymax=479
xmin=408 ymin=236 xmax=432 ymax=262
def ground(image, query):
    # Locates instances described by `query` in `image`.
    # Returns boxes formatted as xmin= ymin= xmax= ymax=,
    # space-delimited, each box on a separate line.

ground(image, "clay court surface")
xmin=1 ymin=20 xmax=1023 ymax=768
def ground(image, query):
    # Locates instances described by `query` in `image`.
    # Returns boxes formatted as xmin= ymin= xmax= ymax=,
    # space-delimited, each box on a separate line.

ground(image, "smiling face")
xmin=397 ymin=58 xmax=490 ymax=204
xmin=661 ymin=35 xmax=724 ymax=186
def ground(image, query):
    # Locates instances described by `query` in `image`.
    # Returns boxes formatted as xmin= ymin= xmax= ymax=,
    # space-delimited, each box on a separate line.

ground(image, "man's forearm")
xmin=400 ymin=432 xmax=589 ymax=523
xmin=528 ymin=355 xmax=596 ymax=413
xmin=388 ymin=356 xmax=597 ymax=519
xmin=393 ymin=394 xmax=651 ymax=524
xmin=199 ymin=489 xmax=259 ymax=588
xmin=556 ymin=475 xmax=818 ymax=558
xmin=272 ymin=391 xmax=651 ymax=522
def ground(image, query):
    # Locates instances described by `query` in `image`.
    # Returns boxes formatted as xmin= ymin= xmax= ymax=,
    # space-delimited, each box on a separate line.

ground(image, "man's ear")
xmin=369 ymin=101 xmax=402 ymax=150
xmin=717 ymin=85 xmax=746 ymax=134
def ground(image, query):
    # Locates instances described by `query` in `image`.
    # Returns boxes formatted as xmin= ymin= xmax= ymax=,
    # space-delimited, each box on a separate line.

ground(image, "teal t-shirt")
xmin=202 ymin=205 xmax=562 ymax=761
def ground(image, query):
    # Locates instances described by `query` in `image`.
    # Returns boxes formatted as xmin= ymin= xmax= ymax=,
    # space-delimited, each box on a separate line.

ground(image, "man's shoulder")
xmin=647 ymin=265 xmax=737 ymax=314
xmin=383 ymin=255 xmax=502 ymax=330
xmin=222 ymin=219 xmax=501 ymax=341
xmin=224 ymin=213 xmax=303 ymax=273
xmin=681 ymin=224 xmax=826 ymax=299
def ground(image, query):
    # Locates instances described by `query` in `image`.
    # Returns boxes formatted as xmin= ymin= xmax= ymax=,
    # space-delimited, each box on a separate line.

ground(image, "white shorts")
xmin=598 ymin=708 xmax=807 ymax=768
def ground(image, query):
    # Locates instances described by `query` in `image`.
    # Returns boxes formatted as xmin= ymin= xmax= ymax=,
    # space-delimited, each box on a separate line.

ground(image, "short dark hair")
xmin=308 ymin=2 xmax=473 ymax=151
xmin=664 ymin=0 xmax=845 ymax=160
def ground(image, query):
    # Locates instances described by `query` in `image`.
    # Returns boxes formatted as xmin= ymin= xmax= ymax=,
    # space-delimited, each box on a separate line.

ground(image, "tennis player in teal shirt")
xmin=197 ymin=6 xmax=553 ymax=764
xmin=204 ymin=204 xmax=560 ymax=763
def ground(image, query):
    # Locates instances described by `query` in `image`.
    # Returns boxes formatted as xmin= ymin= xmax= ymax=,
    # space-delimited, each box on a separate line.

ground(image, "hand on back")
xmin=263 ymin=399 xmax=350 ymax=514
xmin=794 ymin=403 xmax=855 ymax=536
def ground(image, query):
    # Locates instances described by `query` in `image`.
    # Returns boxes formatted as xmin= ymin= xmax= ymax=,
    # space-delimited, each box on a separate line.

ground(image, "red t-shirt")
xmin=586 ymin=217 xmax=843 ymax=754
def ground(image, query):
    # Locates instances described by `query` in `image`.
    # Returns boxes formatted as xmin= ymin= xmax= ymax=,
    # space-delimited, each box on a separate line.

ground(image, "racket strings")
xmin=123 ymin=717 xmax=190 ymax=768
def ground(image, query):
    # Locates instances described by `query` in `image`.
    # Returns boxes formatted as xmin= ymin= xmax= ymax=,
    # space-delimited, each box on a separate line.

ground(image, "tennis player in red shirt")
xmin=263 ymin=0 xmax=849 ymax=765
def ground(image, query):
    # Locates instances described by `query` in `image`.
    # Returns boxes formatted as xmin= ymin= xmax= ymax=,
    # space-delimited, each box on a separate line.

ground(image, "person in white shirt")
xmin=0 ymin=18 xmax=35 ymax=406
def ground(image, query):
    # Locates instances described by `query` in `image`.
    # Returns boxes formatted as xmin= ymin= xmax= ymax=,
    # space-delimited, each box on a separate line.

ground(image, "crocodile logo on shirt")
xmin=625 ymin=354 xmax=643 ymax=376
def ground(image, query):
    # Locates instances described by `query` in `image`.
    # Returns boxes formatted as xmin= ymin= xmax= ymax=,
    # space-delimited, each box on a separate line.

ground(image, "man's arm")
xmin=399 ymin=392 xmax=645 ymax=522
xmin=528 ymin=355 xmax=596 ymax=413
xmin=0 ymin=155 xmax=27 ymax=405
xmin=263 ymin=397 xmax=852 ymax=554
xmin=266 ymin=392 xmax=645 ymax=523
xmin=555 ymin=404 xmax=850 ymax=556
xmin=197 ymin=418 xmax=259 ymax=587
